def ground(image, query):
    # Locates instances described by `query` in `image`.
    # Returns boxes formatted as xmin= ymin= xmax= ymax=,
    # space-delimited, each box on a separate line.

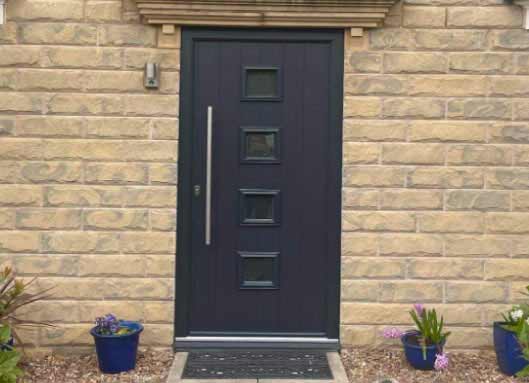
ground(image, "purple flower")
xmin=382 ymin=327 xmax=404 ymax=339
xmin=414 ymin=303 xmax=425 ymax=317
xmin=434 ymin=353 xmax=449 ymax=371
xmin=95 ymin=313 xmax=121 ymax=335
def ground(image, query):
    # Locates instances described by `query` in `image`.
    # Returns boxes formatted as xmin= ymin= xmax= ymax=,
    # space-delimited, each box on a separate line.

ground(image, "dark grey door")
xmin=178 ymin=29 xmax=343 ymax=339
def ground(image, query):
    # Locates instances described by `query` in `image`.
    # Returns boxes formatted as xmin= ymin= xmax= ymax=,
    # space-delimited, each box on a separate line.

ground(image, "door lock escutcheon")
xmin=193 ymin=185 xmax=201 ymax=197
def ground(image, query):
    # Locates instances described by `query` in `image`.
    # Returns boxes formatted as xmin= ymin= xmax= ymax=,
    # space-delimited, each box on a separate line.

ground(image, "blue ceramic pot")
xmin=401 ymin=332 xmax=444 ymax=371
xmin=90 ymin=320 xmax=143 ymax=374
xmin=0 ymin=337 xmax=14 ymax=351
xmin=494 ymin=322 xmax=529 ymax=376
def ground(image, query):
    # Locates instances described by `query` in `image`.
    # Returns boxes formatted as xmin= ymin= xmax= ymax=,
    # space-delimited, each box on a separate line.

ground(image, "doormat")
xmin=182 ymin=350 xmax=333 ymax=379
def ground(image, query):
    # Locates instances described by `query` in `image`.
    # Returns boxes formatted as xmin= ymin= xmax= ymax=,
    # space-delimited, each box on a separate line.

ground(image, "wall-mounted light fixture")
xmin=515 ymin=0 xmax=529 ymax=29
xmin=144 ymin=63 xmax=160 ymax=89
xmin=0 ymin=0 xmax=6 ymax=25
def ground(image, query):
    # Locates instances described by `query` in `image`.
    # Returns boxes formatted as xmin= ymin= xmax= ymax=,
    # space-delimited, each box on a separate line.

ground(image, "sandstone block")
xmin=341 ymin=233 xmax=378 ymax=257
xmin=0 ymin=186 xmax=42 ymax=206
xmin=345 ymin=52 xmax=382 ymax=73
xmin=384 ymin=52 xmax=447 ymax=74
xmin=342 ymin=189 xmax=378 ymax=210
xmin=448 ymin=99 xmax=511 ymax=120
xmin=345 ymin=75 xmax=407 ymax=96
xmin=382 ymin=143 xmax=445 ymax=165
xmin=447 ymin=7 xmax=522 ymax=27
xmin=10 ymin=0 xmax=84 ymax=21
xmin=125 ymin=187 xmax=177 ymax=208
xmin=379 ymin=281 xmax=443 ymax=303
xmin=151 ymin=118 xmax=179 ymax=140
xmin=446 ymin=145 xmax=512 ymax=166
xmin=408 ymin=121 xmax=486 ymax=143
xmin=85 ymin=163 xmax=148 ymax=185
xmin=98 ymin=25 xmax=156 ymax=47
xmin=449 ymin=53 xmax=513 ymax=74
xmin=418 ymin=212 xmax=485 ymax=234
xmin=380 ymin=190 xmax=443 ymax=210
xmin=487 ymin=213 xmax=529 ymax=234
xmin=344 ymin=166 xmax=406 ymax=188
xmin=343 ymin=97 xmax=382 ymax=118
xmin=0 ymin=232 xmax=40 ymax=253
xmin=486 ymin=168 xmax=529 ymax=190
xmin=343 ymin=211 xmax=416 ymax=232
xmin=445 ymin=190 xmax=510 ymax=212
xmin=342 ymin=258 xmax=405 ymax=279
xmin=444 ymin=235 xmax=510 ymax=258
xmin=85 ymin=1 xmax=122 ymax=22
xmin=144 ymin=254 xmax=175 ymax=277
xmin=45 ymin=186 xmax=124 ymax=207
xmin=491 ymin=30 xmax=529 ymax=50
xmin=78 ymin=254 xmax=146 ymax=276
xmin=403 ymin=6 xmax=446 ymax=28
xmin=16 ymin=116 xmax=84 ymax=138
xmin=343 ymin=143 xmax=380 ymax=164
xmin=383 ymin=99 xmax=445 ymax=119
xmin=44 ymin=46 xmax=122 ymax=69
xmin=84 ymin=209 xmax=148 ymax=230
xmin=408 ymin=167 xmax=484 ymax=189
xmin=415 ymin=30 xmax=487 ymax=51
xmin=42 ymin=232 xmax=120 ymax=254
xmin=149 ymin=164 xmax=177 ymax=185
xmin=341 ymin=280 xmax=379 ymax=302
xmin=408 ymin=259 xmax=483 ymax=279
xmin=489 ymin=123 xmax=529 ymax=144
xmin=150 ymin=209 xmax=177 ymax=231
xmin=379 ymin=234 xmax=443 ymax=257
xmin=446 ymin=282 xmax=507 ymax=303
xmin=485 ymin=259 xmax=529 ymax=280
xmin=19 ymin=23 xmax=97 ymax=45
xmin=344 ymin=120 xmax=407 ymax=142
xmin=120 ymin=232 xmax=175 ymax=254
xmin=16 ymin=209 xmax=81 ymax=230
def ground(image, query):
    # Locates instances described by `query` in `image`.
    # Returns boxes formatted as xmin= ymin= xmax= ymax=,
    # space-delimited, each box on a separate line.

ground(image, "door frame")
xmin=174 ymin=27 xmax=344 ymax=349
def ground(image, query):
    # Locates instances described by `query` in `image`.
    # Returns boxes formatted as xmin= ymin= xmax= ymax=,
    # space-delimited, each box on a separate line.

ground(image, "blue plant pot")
xmin=0 ymin=337 xmax=14 ymax=351
xmin=401 ymin=332 xmax=443 ymax=371
xmin=90 ymin=320 xmax=143 ymax=374
xmin=494 ymin=321 xmax=529 ymax=376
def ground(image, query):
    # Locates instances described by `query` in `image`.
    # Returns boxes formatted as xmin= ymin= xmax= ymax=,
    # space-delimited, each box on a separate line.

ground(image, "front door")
xmin=177 ymin=29 xmax=343 ymax=344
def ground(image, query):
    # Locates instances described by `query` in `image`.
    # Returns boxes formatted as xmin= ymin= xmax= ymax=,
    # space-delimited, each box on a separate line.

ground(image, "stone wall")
xmin=1 ymin=0 xmax=529 ymax=352
xmin=0 ymin=0 xmax=178 ymax=352
xmin=341 ymin=0 xmax=529 ymax=349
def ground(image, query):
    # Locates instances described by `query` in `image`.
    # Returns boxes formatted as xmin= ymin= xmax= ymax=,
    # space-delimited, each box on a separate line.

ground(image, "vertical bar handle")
xmin=205 ymin=106 xmax=213 ymax=246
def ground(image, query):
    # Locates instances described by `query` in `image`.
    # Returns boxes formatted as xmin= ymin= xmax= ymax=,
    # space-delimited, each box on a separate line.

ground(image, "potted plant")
xmin=494 ymin=285 xmax=529 ymax=377
xmin=382 ymin=304 xmax=450 ymax=371
xmin=90 ymin=313 xmax=144 ymax=374
xmin=0 ymin=325 xmax=23 ymax=383
xmin=0 ymin=265 xmax=53 ymax=383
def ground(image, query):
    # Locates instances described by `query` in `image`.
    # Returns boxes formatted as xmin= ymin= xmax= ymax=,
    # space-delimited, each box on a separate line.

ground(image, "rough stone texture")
xmin=0 ymin=0 xmax=177 ymax=352
xmin=342 ymin=0 xmax=529 ymax=350
xmin=2 ymin=0 xmax=529 ymax=353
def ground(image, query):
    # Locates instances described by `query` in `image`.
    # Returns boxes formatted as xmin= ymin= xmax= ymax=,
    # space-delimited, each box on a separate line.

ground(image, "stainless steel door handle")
xmin=205 ymin=106 xmax=213 ymax=246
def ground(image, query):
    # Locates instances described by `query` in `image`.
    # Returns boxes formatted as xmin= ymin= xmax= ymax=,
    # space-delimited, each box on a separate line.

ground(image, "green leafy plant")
xmin=0 ymin=326 xmax=23 ymax=383
xmin=0 ymin=266 xmax=54 ymax=345
xmin=409 ymin=304 xmax=451 ymax=348
xmin=501 ymin=285 xmax=529 ymax=377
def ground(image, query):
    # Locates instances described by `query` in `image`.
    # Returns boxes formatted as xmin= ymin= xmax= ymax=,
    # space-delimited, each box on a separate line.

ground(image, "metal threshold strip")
xmin=174 ymin=336 xmax=340 ymax=350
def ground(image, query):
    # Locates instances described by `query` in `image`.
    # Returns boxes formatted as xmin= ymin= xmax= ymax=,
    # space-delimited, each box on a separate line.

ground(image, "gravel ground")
xmin=342 ymin=347 xmax=529 ymax=383
xmin=19 ymin=349 xmax=174 ymax=383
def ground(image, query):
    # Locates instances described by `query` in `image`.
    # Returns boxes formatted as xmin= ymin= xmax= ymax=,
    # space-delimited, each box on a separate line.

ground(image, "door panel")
xmin=179 ymin=29 xmax=343 ymax=339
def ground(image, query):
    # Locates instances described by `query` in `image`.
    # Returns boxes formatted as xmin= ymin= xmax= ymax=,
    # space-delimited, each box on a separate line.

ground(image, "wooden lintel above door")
xmin=133 ymin=0 xmax=398 ymax=33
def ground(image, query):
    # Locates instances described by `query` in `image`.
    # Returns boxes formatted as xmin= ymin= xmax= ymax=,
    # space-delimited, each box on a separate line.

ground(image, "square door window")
xmin=239 ymin=252 xmax=279 ymax=289
xmin=240 ymin=127 xmax=280 ymax=163
xmin=239 ymin=189 xmax=281 ymax=225
xmin=243 ymin=67 xmax=281 ymax=101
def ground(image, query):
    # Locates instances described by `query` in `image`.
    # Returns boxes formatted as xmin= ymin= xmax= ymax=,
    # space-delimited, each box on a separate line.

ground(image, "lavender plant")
xmin=94 ymin=314 xmax=132 ymax=336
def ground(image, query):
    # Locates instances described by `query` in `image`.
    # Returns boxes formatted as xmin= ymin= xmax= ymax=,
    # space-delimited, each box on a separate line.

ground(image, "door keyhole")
xmin=193 ymin=185 xmax=201 ymax=197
